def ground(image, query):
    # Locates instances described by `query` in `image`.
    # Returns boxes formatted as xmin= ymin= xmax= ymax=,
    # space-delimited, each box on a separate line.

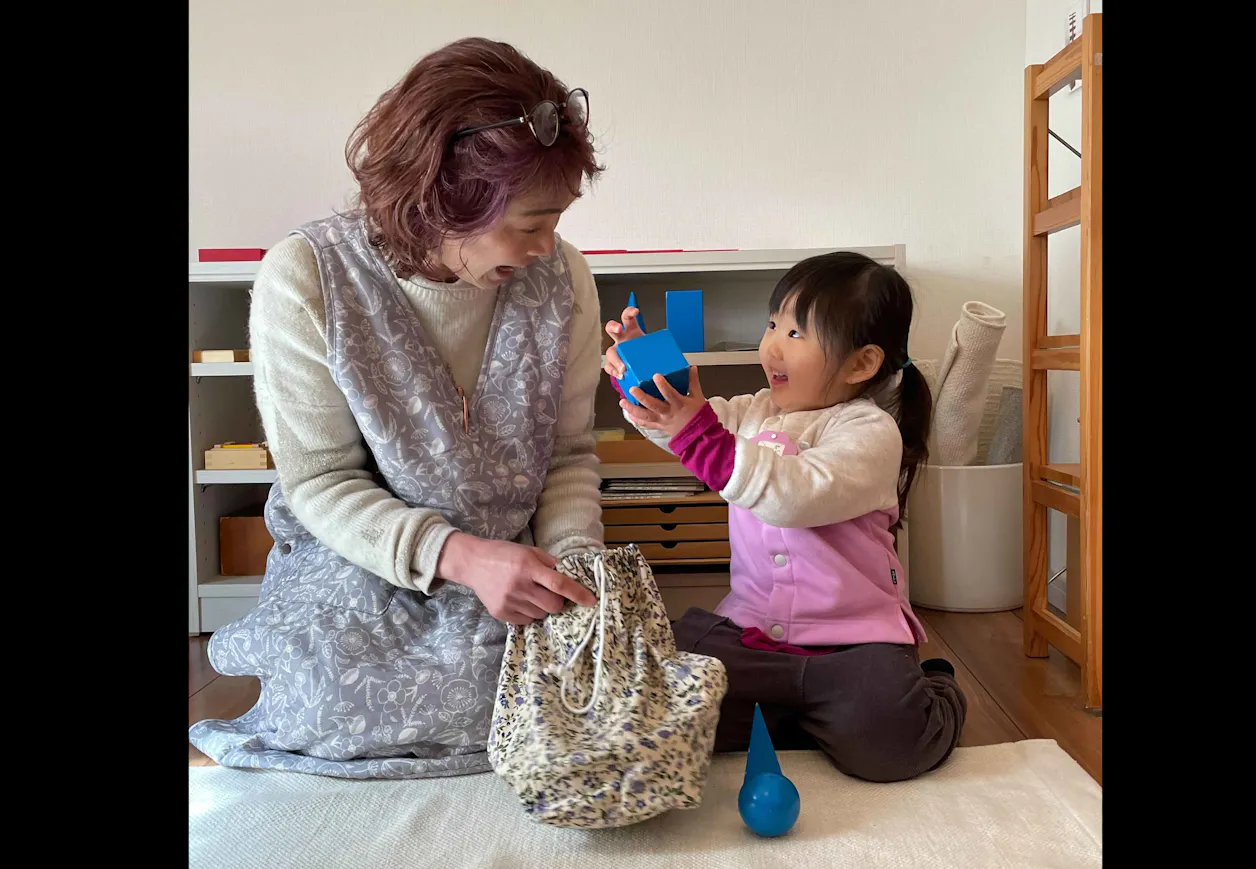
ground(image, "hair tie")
xmin=900 ymin=357 xmax=913 ymax=372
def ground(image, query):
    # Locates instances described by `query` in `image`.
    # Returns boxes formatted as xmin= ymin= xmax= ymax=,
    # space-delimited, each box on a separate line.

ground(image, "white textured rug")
xmin=189 ymin=740 xmax=1100 ymax=868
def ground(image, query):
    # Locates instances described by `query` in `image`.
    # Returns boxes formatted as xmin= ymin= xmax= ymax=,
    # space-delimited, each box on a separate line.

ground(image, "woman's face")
xmin=438 ymin=187 xmax=579 ymax=290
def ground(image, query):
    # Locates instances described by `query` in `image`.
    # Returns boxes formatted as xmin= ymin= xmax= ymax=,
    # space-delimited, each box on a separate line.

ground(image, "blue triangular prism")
xmin=627 ymin=291 xmax=647 ymax=333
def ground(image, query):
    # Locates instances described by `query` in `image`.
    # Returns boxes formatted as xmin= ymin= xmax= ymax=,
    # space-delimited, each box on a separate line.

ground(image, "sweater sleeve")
xmin=249 ymin=235 xmax=456 ymax=593
xmin=719 ymin=400 xmax=904 ymax=528
xmin=528 ymin=241 xmax=606 ymax=557
xmin=668 ymin=402 xmax=737 ymax=490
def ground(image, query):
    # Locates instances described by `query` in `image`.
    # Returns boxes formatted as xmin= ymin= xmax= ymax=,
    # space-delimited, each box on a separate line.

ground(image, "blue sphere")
xmin=738 ymin=772 xmax=800 ymax=837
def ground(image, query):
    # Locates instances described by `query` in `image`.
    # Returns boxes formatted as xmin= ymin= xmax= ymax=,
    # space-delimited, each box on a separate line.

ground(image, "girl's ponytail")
xmin=894 ymin=363 xmax=932 ymax=526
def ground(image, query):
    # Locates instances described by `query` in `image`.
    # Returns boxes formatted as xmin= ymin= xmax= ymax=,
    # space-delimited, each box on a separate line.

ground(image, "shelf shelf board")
xmin=193 ymin=464 xmax=696 ymax=484
xmin=191 ymin=362 xmax=254 ymax=377
xmin=188 ymin=261 xmax=259 ymax=283
xmin=189 ymin=356 xmax=749 ymax=379
xmin=188 ymin=245 xmax=903 ymax=283
xmin=196 ymin=469 xmax=277 ymax=485
xmin=199 ymin=575 xmax=262 ymax=598
xmin=601 ymin=350 xmax=759 ymax=368
xmin=585 ymin=246 xmax=900 ymax=275
xmin=600 ymin=491 xmax=724 ymax=507
xmin=1039 ymin=462 xmax=1081 ymax=488
xmin=598 ymin=463 xmax=697 ymax=480
xmin=686 ymin=351 xmax=758 ymax=365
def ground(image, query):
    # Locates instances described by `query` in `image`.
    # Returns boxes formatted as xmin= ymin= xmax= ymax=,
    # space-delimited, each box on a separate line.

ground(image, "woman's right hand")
xmin=603 ymin=306 xmax=645 ymax=380
xmin=436 ymin=532 xmax=597 ymax=625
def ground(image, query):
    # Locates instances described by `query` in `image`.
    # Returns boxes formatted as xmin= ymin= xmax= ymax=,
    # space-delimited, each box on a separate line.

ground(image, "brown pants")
xmin=672 ymin=607 xmax=967 ymax=783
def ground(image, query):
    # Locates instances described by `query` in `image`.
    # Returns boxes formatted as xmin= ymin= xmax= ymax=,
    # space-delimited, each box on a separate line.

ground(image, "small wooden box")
xmin=205 ymin=443 xmax=273 ymax=470
xmin=220 ymin=515 xmax=273 ymax=576
xmin=192 ymin=349 xmax=250 ymax=363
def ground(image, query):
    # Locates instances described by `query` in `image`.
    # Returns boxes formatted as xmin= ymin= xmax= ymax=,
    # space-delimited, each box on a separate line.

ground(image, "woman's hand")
xmin=437 ymin=532 xmax=596 ymax=625
xmin=603 ymin=306 xmax=645 ymax=379
xmin=621 ymin=366 xmax=707 ymax=439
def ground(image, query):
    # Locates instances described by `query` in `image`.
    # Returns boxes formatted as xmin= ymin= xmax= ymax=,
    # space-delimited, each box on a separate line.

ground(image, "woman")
xmin=189 ymin=38 xmax=606 ymax=779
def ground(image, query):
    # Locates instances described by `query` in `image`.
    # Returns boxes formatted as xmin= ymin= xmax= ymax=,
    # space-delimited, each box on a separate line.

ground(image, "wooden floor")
xmin=189 ymin=608 xmax=1101 ymax=783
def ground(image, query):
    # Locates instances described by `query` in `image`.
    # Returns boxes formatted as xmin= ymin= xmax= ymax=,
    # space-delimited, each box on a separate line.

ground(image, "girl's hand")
xmin=603 ymin=306 xmax=645 ymax=379
xmin=621 ymin=366 xmax=707 ymax=438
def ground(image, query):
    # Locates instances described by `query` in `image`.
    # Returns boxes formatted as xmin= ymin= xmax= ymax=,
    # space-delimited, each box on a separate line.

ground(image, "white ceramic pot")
xmin=906 ymin=463 xmax=1023 ymax=612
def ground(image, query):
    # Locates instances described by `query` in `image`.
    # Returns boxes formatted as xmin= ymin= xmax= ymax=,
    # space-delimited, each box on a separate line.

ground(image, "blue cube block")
xmin=665 ymin=289 xmax=705 ymax=353
xmin=617 ymin=329 xmax=691 ymax=406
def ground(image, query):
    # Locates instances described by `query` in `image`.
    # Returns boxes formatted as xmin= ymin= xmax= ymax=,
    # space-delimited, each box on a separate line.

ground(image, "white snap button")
xmin=770 ymin=433 xmax=778 ymax=439
xmin=774 ymin=554 xmax=787 ymax=567
xmin=770 ymin=624 xmax=785 ymax=639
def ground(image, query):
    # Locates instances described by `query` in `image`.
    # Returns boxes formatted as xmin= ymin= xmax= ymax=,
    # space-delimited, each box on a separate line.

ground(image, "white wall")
xmin=1024 ymin=0 xmax=1101 ymax=601
xmin=189 ymin=0 xmax=1027 ymax=362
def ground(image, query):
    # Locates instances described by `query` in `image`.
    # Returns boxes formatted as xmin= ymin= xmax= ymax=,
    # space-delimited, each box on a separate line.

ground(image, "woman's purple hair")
xmin=346 ymin=37 xmax=603 ymax=281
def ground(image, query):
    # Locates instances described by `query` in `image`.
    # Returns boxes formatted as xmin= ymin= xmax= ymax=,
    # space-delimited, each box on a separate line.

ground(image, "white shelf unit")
xmin=187 ymin=245 xmax=906 ymax=634
xmin=188 ymin=265 xmax=271 ymax=634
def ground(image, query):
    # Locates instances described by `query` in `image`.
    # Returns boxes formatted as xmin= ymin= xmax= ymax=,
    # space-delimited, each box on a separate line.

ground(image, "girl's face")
xmin=759 ymin=297 xmax=884 ymax=412
xmin=437 ymin=186 xmax=578 ymax=290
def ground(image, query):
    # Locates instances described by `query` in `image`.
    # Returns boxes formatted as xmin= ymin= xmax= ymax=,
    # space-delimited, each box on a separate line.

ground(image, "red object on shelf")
xmin=199 ymin=248 xmax=267 ymax=262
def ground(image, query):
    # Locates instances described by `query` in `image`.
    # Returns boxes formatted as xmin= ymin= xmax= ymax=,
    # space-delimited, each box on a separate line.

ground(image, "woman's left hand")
xmin=620 ymin=366 xmax=706 ymax=438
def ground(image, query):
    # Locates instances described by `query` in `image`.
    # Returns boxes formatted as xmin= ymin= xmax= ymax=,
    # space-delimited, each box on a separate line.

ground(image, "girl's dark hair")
xmin=345 ymin=37 xmax=603 ymax=281
xmin=768 ymin=251 xmax=931 ymax=525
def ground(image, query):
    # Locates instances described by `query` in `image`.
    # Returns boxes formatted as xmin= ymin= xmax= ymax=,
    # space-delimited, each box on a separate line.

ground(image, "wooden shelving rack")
xmin=1021 ymin=13 xmax=1102 ymax=710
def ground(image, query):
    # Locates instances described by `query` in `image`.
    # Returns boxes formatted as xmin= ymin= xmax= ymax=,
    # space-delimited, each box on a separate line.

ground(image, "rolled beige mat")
xmin=929 ymin=301 xmax=1007 ymax=466
xmin=985 ymin=386 xmax=1023 ymax=465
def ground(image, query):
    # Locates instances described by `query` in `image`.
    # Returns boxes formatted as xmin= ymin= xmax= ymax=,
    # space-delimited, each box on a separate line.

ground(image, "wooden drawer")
xmin=603 ymin=504 xmax=728 ymax=525
xmin=638 ymin=541 xmax=731 ymax=561
xmin=606 ymin=523 xmax=729 ymax=543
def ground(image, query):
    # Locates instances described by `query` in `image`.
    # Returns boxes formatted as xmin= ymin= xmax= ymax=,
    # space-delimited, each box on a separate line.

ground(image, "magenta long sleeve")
xmin=669 ymin=403 xmax=737 ymax=491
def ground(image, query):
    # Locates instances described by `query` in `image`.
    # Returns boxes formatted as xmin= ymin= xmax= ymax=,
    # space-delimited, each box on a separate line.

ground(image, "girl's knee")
xmin=808 ymin=685 xmax=967 ymax=782
xmin=816 ymin=725 xmax=957 ymax=783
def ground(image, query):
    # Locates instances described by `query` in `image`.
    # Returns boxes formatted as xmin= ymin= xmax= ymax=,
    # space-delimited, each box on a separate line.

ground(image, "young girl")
xmin=603 ymin=251 xmax=966 ymax=783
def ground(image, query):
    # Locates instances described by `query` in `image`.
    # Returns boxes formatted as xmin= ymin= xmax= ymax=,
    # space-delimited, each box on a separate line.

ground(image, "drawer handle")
xmin=661 ymin=523 xmax=677 ymax=532
xmin=659 ymin=505 xmax=676 ymax=514
xmin=661 ymin=542 xmax=678 ymax=550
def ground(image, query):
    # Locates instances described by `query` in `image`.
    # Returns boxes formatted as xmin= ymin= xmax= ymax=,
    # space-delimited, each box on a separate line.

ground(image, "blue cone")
xmin=738 ymin=703 xmax=800 ymax=837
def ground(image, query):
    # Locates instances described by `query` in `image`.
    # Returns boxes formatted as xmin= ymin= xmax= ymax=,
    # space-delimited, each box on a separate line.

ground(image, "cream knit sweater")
xmin=248 ymin=233 xmax=605 ymax=595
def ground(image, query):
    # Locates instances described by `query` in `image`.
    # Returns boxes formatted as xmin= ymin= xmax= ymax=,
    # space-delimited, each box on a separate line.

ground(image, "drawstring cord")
xmin=544 ymin=554 xmax=609 ymax=715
